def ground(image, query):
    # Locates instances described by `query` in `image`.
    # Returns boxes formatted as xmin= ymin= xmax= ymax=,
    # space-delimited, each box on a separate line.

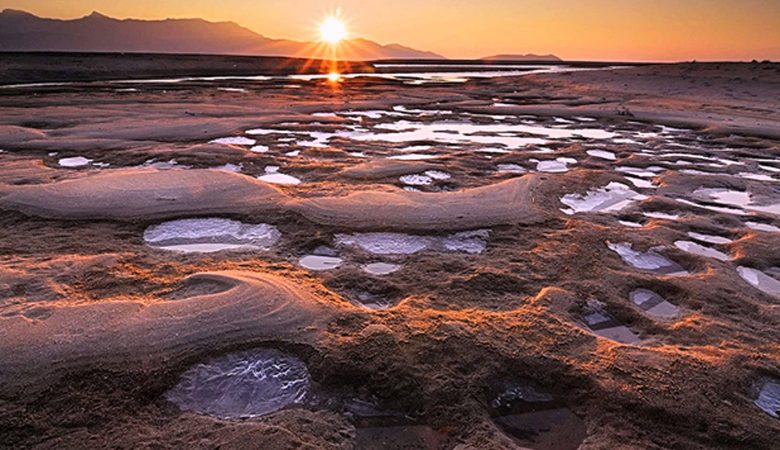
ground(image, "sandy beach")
xmin=0 ymin=55 xmax=779 ymax=449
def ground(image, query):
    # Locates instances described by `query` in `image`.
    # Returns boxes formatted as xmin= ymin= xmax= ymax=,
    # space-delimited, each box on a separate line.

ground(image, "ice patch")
xmin=166 ymin=349 xmax=309 ymax=419
xmin=674 ymin=240 xmax=730 ymax=261
xmin=738 ymin=267 xmax=780 ymax=298
xmin=497 ymin=164 xmax=527 ymax=174
xmin=560 ymin=182 xmax=645 ymax=215
xmin=587 ymin=149 xmax=617 ymax=160
xmin=144 ymin=218 xmax=280 ymax=253
xmin=400 ymin=174 xmax=434 ymax=186
xmin=209 ymin=136 xmax=256 ymax=146
xmin=630 ymin=289 xmax=680 ymax=319
xmin=607 ymin=242 xmax=688 ymax=276
xmin=299 ymin=255 xmax=343 ymax=271
xmin=687 ymin=232 xmax=733 ymax=245
xmin=754 ymin=379 xmax=780 ymax=418
xmin=58 ymin=156 xmax=92 ymax=168
xmin=335 ymin=230 xmax=489 ymax=255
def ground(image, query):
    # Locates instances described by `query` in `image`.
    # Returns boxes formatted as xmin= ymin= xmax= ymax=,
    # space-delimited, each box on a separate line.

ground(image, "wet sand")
xmin=1 ymin=56 xmax=779 ymax=449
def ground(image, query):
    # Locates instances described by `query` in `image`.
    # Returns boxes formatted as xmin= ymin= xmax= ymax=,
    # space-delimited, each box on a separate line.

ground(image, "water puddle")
xmin=58 ymin=156 xmax=93 ymax=168
xmin=388 ymin=153 xmax=440 ymax=161
xmin=753 ymin=378 xmax=780 ymax=419
xmin=560 ymin=182 xmax=645 ymax=215
xmin=674 ymin=240 xmax=730 ymax=261
xmin=643 ymin=212 xmax=681 ymax=221
xmin=489 ymin=382 xmax=587 ymax=450
xmin=362 ymin=263 xmax=401 ymax=276
xmin=166 ymin=349 xmax=310 ymax=419
xmin=144 ymin=219 xmax=280 ymax=253
xmin=399 ymin=174 xmax=433 ymax=186
xmin=581 ymin=299 xmax=641 ymax=344
xmin=693 ymin=188 xmax=780 ymax=217
xmin=335 ymin=230 xmax=489 ymax=255
xmin=629 ymin=289 xmax=680 ymax=319
xmin=737 ymin=267 xmax=780 ymax=298
xmin=607 ymin=242 xmax=688 ymax=276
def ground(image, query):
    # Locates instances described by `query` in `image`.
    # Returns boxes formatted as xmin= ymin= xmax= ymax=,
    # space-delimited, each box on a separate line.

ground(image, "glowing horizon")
xmin=1 ymin=0 xmax=779 ymax=61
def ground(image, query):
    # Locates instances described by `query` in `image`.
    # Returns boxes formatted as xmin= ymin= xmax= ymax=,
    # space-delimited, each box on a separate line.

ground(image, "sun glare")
xmin=320 ymin=16 xmax=347 ymax=44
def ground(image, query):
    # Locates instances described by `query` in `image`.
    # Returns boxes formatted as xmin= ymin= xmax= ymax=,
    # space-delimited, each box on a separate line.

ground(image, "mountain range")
xmin=0 ymin=9 xmax=445 ymax=60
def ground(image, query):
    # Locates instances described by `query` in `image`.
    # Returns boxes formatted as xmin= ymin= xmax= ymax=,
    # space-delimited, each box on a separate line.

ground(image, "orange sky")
xmin=2 ymin=0 xmax=779 ymax=61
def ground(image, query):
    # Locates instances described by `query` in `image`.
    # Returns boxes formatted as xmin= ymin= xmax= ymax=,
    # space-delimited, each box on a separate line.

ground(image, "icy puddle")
xmin=630 ymin=289 xmax=680 ymax=319
xmin=335 ymin=230 xmax=489 ymax=255
xmin=581 ymin=299 xmax=641 ymax=344
xmin=737 ymin=267 xmax=780 ymax=298
xmin=144 ymin=219 xmax=280 ymax=253
xmin=753 ymin=378 xmax=780 ymax=419
xmin=362 ymin=262 xmax=401 ymax=276
xmin=497 ymin=163 xmax=527 ymax=174
xmin=688 ymin=232 xmax=733 ymax=245
xmin=257 ymin=166 xmax=301 ymax=185
xmin=489 ymin=382 xmax=587 ymax=450
xmin=560 ymin=182 xmax=646 ymax=215
xmin=166 ymin=349 xmax=310 ymax=419
xmin=689 ymin=188 xmax=780 ymax=217
xmin=586 ymin=149 xmax=617 ymax=160
xmin=209 ymin=136 xmax=256 ymax=146
xmin=674 ymin=241 xmax=730 ymax=261
xmin=299 ymin=255 xmax=344 ymax=271
xmin=58 ymin=156 xmax=93 ymax=168
xmin=607 ymin=242 xmax=688 ymax=276
xmin=533 ymin=157 xmax=577 ymax=173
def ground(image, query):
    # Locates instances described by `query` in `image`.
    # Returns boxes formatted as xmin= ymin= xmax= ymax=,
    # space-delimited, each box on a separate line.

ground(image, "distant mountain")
xmin=0 ymin=9 xmax=444 ymax=60
xmin=482 ymin=54 xmax=562 ymax=62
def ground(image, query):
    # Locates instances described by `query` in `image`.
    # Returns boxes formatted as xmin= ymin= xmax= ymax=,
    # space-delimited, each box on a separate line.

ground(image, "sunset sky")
xmin=2 ymin=0 xmax=779 ymax=61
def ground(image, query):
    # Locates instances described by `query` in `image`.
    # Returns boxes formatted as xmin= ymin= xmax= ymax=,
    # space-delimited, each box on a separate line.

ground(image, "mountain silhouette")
xmin=0 ymin=9 xmax=445 ymax=60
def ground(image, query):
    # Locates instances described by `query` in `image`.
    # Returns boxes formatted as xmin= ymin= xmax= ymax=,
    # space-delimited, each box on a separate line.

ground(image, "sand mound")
xmin=0 ymin=271 xmax=339 ymax=393
xmin=0 ymin=169 xmax=287 ymax=220
xmin=1 ymin=169 xmax=548 ymax=230
xmin=339 ymin=159 xmax=439 ymax=180
xmin=292 ymin=176 xmax=547 ymax=230
xmin=0 ymin=125 xmax=47 ymax=147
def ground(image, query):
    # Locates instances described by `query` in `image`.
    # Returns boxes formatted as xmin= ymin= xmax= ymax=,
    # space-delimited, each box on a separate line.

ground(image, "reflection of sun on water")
xmin=320 ymin=17 xmax=347 ymax=44
xmin=327 ymin=72 xmax=342 ymax=82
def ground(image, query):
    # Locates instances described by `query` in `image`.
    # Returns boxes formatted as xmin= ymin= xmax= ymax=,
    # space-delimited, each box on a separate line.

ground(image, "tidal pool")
xmin=144 ymin=218 xmax=280 ymax=253
xmin=299 ymin=255 xmax=344 ymax=271
xmin=58 ymin=156 xmax=93 ymax=167
xmin=209 ymin=136 xmax=257 ymax=146
xmin=581 ymin=299 xmax=641 ymax=344
xmin=258 ymin=166 xmax=302 ymax=185
xmin=674 ymin=240 xmax=730 ymax=261
xmin=362 ymin=262 xmax=401 ymax=275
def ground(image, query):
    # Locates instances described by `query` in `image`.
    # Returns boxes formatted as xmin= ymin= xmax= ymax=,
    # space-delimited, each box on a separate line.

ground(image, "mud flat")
xmin=1 ymin=58 xmax=780 ymax=449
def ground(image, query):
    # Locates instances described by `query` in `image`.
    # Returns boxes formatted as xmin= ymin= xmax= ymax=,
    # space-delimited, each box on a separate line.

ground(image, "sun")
xmin=320 ymin=16 xmax=347 ymax=44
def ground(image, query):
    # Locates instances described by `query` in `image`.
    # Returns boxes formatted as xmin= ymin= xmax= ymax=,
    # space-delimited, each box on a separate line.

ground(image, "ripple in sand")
xmin=209 ymin=136 xmax=257 ymax=146
xmin=144 ymin=218 xmax=280 ymax=253
xmin=674 ymin=240 xmax=730 ymax=261
xmin=166 ymin=349 xmax=309 ymax=419
xmin=335 ymin=230 xmax=489 ymax=255
xmin=607 ymin=242 xmax=688 ymax=276
xmin=490 ymin=382 xmax=587 ymax=450
xmin=58 ymin=156 xmax=92 ymax=167
xmin=299 ymin=255 xmax=344 ymax=271
xmin=754 ymin=378 xmax=780 ymax=419
xmin=737 ymin=267 xmax=780 ymax=298
xmin=581 ymin=299 xmax=641 ymax=344
xmin=630 ymin=289 xmax=680 ymax=319
xmin=560 ymin=182 xmax=645 ymax=215
xmin=362 ymin=262 xmax=401 ymax=276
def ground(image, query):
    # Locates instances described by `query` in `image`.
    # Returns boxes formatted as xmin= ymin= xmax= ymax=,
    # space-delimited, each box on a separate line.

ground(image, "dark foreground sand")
xmin=0 ymin=56 xmax=779 ymax=449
